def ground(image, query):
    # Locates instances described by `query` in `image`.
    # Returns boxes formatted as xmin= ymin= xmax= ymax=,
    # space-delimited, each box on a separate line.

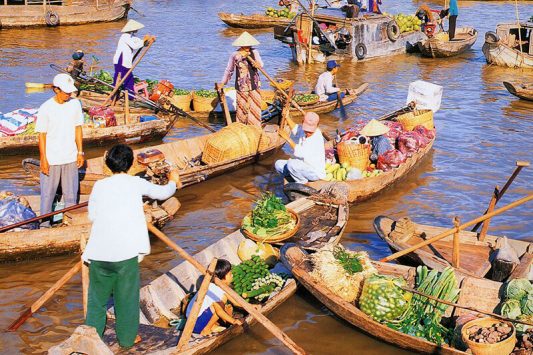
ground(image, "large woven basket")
xmin=242 ymin=209 xmax=300 ymax=243
xmin=337 ymin=141 xmax=370 ymax=171
xmin=397 ymin=109 xmax=434 ymax=131
xmin=201 ymin=123 xmax=262 ymax=165
xmin=169 ymin=92 xmax=192 ymax=112
xmin=192 ymin=92 xmax=218 ymax=112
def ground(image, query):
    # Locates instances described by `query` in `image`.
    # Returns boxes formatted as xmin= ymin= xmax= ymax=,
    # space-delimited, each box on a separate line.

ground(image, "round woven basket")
xmin=242 ymin=209 xmax=300 ymax=243
xmin=461 ymin=317 xmax=515 ymax=355
xmin=201 ymin=122 xmax=261 ymax=165
xmin=337 ymin=141 xmax=371 ymax=171
xmin=397 ymin=109 xmax=434 ymax=131
xmin=192 ymin=92 xmax=218 ymax=112
xmin=169 ymin=92 xmax=192 ymax=112
xmin=295 ymin=94 xmax=319 ymax=106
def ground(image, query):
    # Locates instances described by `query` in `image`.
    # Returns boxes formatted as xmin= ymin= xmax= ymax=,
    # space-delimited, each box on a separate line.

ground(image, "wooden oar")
xmin=25 ymin=83 xmax=53 ymax=89
xmin=215 ymin=83 xmax=232 ymax=126
xmin=0 ymin=201 xmax=88 ymax=233
xmin=334 ymin=78 xmax=347 ymax=121
xmin=7 ymin=261 xmax=82 ymax=331
xmin=380 ymin=194 xmax=533 ymax=262
xmin=147 ymin=223 xmax=306 ymax=355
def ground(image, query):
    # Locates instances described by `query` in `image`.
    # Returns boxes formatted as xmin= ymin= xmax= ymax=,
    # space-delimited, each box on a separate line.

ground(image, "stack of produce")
xmin=232 ymin=255 xmax=286 ymax=302
xmin=393 ymin=13 xmax=422 ymax=33
xmin=294 ymin=94 xmax=319 ymax=105
xmin=241 ymin=193 xmax=297 ymax=239
xmin=359 ymin=274 xmax=412 ymax=322
xmin=325 ymin=161 xmax=384 ymax=181
xmin=514 ymin=328 xmax=533 ymax=353
xmin=309 ymin=246 xmax=377 ymax=302
xmin=80 ymin=70 xmax=113 ymax=92
xmin=264 ymin=7 xmax=296 ymax=19
xmin=237 ymin=238 xmax=280 ymax=267
xmin=377 ymin=150 xmax=407 ymax=171
xmin=499 ymin=279 xmax=533 ymax=332
xmin=465 ymin=321 xmax=514 ymax=344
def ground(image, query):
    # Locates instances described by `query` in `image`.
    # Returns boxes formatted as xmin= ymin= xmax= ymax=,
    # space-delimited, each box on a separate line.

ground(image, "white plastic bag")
xmin=406 ymin=80 xmax=443 ymax=113
xmin=214 ymin=89 xmax=237 ymax=112
xmin=495 ymin=236 xmax=520 ymax=264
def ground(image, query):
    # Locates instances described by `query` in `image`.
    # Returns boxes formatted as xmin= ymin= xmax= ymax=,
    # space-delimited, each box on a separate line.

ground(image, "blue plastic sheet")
xmin=0 ymin=198 xmax=39 ymax=230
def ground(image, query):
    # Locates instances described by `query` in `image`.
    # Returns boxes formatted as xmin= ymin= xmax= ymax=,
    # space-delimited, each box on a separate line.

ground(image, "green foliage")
xmin=506 ymin=279 xmax=533 ymax=301
xmin=359 ymin=275 xmax=411 ymax=322
xmin=195 ymin=89 xmax=218 ymax=98
xmin=174 ymin=88 xmax=191 ymax=96
xmin=333 ymin=246 xmax=363 ymax=274
xmin=501 ymin=298 xmax=522 ymax=319
xmin=232 ymin=255 xmax=271 ymax=301
xmin=294 ymin=94 xmax=319 ymax=103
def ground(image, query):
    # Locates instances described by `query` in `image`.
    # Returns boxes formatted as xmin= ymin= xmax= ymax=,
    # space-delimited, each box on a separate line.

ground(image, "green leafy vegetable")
xmin=174 ymin=88 xmax=191 ymax=96
xmin=242 ymin=193 xmax=296 ymax=238
xmin=333 ymin=246 xmax=363 ymax=274
xmin=501 ymin=298 xmax=522 ymax=319
xmin=505 ymin=279 xmax=533 ymax=301
xmin=359 ymin=275 xmax=411 ymax=322
xmin=522 ymin=293 xmax=533 ymax=315
xmin=195 ymin=89 xmax=218 ymax=98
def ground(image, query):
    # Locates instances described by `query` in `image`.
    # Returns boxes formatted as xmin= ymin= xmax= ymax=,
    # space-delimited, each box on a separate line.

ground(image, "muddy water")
xmin=0 ymin=0 xmax=532 ymax=353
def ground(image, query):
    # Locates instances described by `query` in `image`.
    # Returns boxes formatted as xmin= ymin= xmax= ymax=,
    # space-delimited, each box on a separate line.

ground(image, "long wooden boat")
xmin=48 ymin=197 xmax=348 ymax=354
xmin=374 ymin=215 xmax=533 ymax=282
xmin=218 ymin=12 xmax=290 ymax=29
xmin=23 ymin=123 xmax=287 ymax=195
xmin=418 ymin=28 xmax=477 ymax=58
xmin=482 ymin=23 xmax=533 ymax=69
xmin=299 ymin=134 xmax=435 ymax=204
xmin=0 ymin=112 xmax=172 ymax=155
xmin=282 ymin=244 xmax=509 ymax=354
xmin=0 ymin=0 xmax=129 ymax=29
xmin=0 ymin=195 xmax=181 ymax=263
xmin=77 ymin=90 xmax=154 ymax=115
xmin=503 ymin=81 xmax=533 ymax=101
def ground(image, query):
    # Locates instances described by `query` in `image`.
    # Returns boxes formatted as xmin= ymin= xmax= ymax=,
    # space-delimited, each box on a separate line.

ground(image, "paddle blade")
xmin=338 ymin=92 xmax=348 ymax=122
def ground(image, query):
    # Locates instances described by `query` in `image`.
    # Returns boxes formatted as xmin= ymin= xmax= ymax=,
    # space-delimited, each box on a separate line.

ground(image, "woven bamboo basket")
xmin=461 ymin=317 xmax=515 ymax=355
xmin=201 ymin=123 xmax=261 ymax=165
xmin=242 ymin=209 xmax=300 ymax=243
xmin=192 ymin=92 xmax=218 ymax=112
xmin=337 ymin=141 xmax=371 ymax=171
xmin=295 ymin=94 xmax=320 ymax=106
xmin=169 ymin=92 xmax=192 ymax=112
xmin=397 ymin=109 xmax=434 ymax=131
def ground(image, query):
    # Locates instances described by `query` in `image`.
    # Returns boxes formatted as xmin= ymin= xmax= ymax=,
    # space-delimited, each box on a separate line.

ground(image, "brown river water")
xmin=0 ymin=0 xmax=532 ymax=353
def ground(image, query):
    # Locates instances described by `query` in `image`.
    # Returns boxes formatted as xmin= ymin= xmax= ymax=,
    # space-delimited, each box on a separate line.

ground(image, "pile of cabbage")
xmin=499 ymin=279 xmax=533 ymax=332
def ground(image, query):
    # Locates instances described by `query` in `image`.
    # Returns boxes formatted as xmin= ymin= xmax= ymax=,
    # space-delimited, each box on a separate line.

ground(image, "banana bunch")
xmin=325 ymin=162 xmax=351 ymax=181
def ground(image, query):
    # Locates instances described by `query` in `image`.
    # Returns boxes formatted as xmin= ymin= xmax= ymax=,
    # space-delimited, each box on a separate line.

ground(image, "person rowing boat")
xmin=314 ymin=60 xmax=349 ymax=102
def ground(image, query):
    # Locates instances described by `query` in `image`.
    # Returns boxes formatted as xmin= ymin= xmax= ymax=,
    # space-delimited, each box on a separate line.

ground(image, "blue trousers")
xmin=327 ymin=92 xmax=345 ymax=102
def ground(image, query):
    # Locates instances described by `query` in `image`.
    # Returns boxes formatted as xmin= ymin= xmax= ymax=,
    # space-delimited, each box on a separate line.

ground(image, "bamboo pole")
xmin=7 ymin=261 xmax=82 ymax=331
xmin=478 ymin=186 xmax=499 ymax=241
xmin=124 ymin=90 xmax=130 ymax=125
xmin=147 ymin=223 xmax=306 ymax=354
xmin=80 ymin=234 xmax=89 ymax=319
xmin=215 ymin=83 xmax=232 ymax=126
xmin=380 ymin=194 xmax=533 ymax=262
xmin=176 ymin=259 xmax=217 ymax=351
xmin=307 ymin=1 xmax=315 ymax=64
xmin=452 ymin=217 xmax=460 ymax=268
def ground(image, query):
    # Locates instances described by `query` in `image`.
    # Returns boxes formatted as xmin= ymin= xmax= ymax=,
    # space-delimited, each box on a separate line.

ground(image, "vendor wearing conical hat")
xmin=219 ymin=32 xmax=264 ymax=127
xmin=360 ymin=119 xmax=392 ymax=162
xmin=112 ymin=20 xmax=155 ymax=98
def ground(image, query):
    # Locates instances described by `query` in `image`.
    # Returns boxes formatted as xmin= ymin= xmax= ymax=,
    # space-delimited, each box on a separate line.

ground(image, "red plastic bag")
xmin=397 ymin=131 xmax=420 ymax=157
xmin=88 ymin=106 xmax=116 ymax=127
xmin=377 ymin=149 xmax=406 ymax=171
xmin=413 ymin=125 xmax=436 ymax=140
xmin=383 ymin=121 xmax=403 ymax=146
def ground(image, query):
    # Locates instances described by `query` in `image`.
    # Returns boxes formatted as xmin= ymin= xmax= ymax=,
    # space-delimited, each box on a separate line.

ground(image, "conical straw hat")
xmin=121 ymin=19 xmax=144 ymax=33
xmin=232 ymin=32 xmax=260 ymax=47
xmin=360 ymin=119 xmax=390 ymax=136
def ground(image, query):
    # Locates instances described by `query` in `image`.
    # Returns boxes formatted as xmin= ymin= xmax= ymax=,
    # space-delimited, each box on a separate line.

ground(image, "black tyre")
xmin=485 ymin=31 xmax=499 ymax=44
xmin=45 ymin=10 xmax=60 ymax=26
xmin=283 ymin=182 xmax=319 ymax=202
xmin=355 ymin=43 xmax=367 ymax=60
xmin=387 ymin=20 xmax=400 ymax=42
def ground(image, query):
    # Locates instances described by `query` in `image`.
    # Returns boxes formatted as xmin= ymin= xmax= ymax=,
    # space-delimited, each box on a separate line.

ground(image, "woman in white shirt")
xmin=83 ymin=144 xmax=179 ymax=348
xmin=112 ymin=19 xmax=154 ymax=99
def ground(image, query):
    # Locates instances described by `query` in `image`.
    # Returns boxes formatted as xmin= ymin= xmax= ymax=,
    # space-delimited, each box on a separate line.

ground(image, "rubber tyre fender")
xmin=387 ymin=20 xmax=400 ymax=42
xmin=45 ymin=10 xmax=60 ymax=26
xmin=355 ymin=43 xmax=367 ymax=60
xmin=283 ymin=182 xmax=319 ymax=202
xmin=485 ymin=31 xmax=499 ymax=44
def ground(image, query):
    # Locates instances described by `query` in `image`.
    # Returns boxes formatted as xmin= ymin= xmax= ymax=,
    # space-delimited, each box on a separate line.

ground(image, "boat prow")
xmin=218 ymin=12 xmax=291 ymax=29
xmin=503 ymin=81 xmax=533 ymax=101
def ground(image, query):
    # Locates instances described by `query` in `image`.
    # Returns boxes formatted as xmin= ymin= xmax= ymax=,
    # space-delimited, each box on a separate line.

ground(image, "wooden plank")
xmin=509 ymin=251 xmax=533 ymax=280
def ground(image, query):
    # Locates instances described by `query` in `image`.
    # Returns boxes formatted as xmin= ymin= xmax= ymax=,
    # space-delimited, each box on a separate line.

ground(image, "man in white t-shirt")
xmin=275 ymin=112 xmax=327 ymax=183
xmin=35 ymin=73 xmax=84 ymax=226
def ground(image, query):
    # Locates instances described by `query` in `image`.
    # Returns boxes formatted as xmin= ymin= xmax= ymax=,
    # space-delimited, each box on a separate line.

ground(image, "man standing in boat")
xmin=315 ymin=60 xmax=346 ymax=102
xmin=447 ymin=0 xmax=458 ymax=40
xmin=113 ymin=19 xmax=155 ymax=99
xmin=36 ymin=73 xmax=84 ymax=227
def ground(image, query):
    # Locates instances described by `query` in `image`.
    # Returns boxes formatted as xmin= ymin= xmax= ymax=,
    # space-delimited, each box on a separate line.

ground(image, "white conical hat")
xmin=121 ymin=19 xmax=144 ymax=33
xmin=360 ymin=119 xmax=390 ymax=136
xmin=232 ymin=32 xmax=260 ymax=47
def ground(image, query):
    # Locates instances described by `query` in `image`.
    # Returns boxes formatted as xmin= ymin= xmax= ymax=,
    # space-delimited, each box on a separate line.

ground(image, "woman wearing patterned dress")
xmin=220 ymin=32 xmax=264 ymax=127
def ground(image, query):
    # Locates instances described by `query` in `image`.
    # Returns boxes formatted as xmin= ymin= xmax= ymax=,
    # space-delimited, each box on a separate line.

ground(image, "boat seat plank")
xmin=509 ymin=252 xmax=533 ymax=280
xmin=454 ymin=277 xmax=503 ymax=318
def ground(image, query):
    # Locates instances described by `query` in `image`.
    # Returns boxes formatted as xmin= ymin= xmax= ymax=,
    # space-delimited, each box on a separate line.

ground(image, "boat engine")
xmin=137 ymin=149 xmax=172 ymax=185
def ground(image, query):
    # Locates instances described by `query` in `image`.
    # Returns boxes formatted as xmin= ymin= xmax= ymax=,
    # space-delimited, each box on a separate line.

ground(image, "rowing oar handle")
xmin=0 ymin=201 xmax=89 ymax=233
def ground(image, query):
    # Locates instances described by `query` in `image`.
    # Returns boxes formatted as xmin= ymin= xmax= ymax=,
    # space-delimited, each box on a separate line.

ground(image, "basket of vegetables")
xmin=294 ymin=93 xmax=319 ymax=106
xmin=192 ymin=89 xmax=219 ymax=112
xmin=241 ymin=193 xmax=300 ymax=243
xmin=169 ymin=88 xmax=193 ymax=112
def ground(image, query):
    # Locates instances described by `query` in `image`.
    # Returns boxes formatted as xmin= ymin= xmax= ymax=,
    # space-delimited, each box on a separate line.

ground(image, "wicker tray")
xmin=241 ymin=208 xmax=300 ymax=243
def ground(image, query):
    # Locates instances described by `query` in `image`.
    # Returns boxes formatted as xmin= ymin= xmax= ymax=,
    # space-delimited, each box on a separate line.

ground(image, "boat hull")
xmin=418 ymin=28 xmax=477 ymax=58
xmin=482 ymin=42 xmax=533 ymax=69
xmin=503 ymin=81 xmax=533 ymax=101
xmin=218 ymin=12 xmax=290 ymax=29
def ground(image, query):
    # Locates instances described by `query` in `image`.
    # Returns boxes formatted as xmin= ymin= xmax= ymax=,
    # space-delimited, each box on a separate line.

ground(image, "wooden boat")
xmin=374 ymin=216 xmax=533 ymax=282
xmin=0 ymin=112 xmax=173 ymax=155
xmin=48 ymin=197 xmax=348 ymax=354
xmin=0 ymin=0 xmax=129 ymax=29
xmin=23 ymin=124 xmax=287 ymax=195
xmin=281 ymin=244 xmax=509 ymax=354
xmin=418 ymin=28 xmax=478 ymax=58
xmin=0 ymin=195 xmax=181 ymax=263
xmin=296 ymin=134 xmax=435 ymax=204
xmin=482 ymin=23 xmax=533 ymax=69
xmin=77 ymin=90 xmax=154 ymax=115
xmin=503 ymin=81 xmax=533 ymax=101
xmin=218 ymin=12 xmax=290 ymax=29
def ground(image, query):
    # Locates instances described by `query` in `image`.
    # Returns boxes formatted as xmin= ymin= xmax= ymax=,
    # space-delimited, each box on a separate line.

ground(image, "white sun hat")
xmin=360 ymin=119 xmax=390 ymax=137
xmin=121 ymin=19 xmax=144 ymax=33
xmin=53 ymin=73 xmax=77 ymax=93
xmin=232 ymin=31 xmax=260 ymax=47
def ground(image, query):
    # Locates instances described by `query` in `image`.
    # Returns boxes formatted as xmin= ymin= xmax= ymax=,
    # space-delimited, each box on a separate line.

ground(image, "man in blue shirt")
xmin=448 ymin=0 xmax=458 ymax=40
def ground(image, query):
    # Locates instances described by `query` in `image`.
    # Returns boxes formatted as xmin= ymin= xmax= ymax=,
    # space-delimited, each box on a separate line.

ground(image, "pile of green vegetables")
xmin=242 ymin=193 xmax=296 ymax=238
xmin=174 ymin=88 xmax=191 ymax=96
xmin=334 ymin=247 xmax=363 ymax=274
xmin=264 ymin=7 xmax=296 ymax=19
xmin=195 ymin=89 xmax=218 ymax=98
xmin=294 ymin=93 xmax=319 ymax=104
xmin=359 ymin=275 xmax=412 ymax=322
xmin=79 ymin=69 xmax=114 ymax=92
xmin=499 ymin=279 xmax=533 ymax=332
xmin=232 ymin=255 xmax=285 ymax=302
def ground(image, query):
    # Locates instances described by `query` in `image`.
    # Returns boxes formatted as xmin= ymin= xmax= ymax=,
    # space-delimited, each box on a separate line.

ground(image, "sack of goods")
xmin=88 ymin=106 xmax=116 ymax=128
xmin=201 ymin=122 xmax=270 ymax=164
xmin=0 ymin=191 xmax=38 ymax=230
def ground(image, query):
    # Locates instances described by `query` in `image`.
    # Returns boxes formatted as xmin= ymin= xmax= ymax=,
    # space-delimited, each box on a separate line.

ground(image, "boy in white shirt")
xmin=83 ymin=144 xmax=179 ymax=348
